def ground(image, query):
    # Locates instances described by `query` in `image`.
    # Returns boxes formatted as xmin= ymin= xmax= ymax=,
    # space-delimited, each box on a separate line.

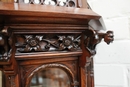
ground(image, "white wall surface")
xmin=87 ymin=0 xmax=130 ymax=87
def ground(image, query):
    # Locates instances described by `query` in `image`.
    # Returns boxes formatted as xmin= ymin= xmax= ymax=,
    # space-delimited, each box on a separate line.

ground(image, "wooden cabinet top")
xmin=0 ymin=2 xmax=100 ymax=19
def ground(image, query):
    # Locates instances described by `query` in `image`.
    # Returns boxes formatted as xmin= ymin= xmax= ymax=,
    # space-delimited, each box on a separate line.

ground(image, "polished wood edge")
xmin=15 ymin=50 xmax=82 ymax=60
xmin=0 ymin=2 xmax=101 ymax=19
xmin=19 ymin=57 xmax=78 ymax=65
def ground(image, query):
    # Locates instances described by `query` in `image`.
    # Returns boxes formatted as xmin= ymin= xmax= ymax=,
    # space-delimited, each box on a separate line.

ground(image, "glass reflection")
xmin=30 ymin=68 xmax=71 ymax=87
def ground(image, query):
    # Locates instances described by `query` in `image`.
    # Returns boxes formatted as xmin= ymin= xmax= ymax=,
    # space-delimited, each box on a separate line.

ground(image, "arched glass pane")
xmin=30 ymin=68 xmax=71 ymax=87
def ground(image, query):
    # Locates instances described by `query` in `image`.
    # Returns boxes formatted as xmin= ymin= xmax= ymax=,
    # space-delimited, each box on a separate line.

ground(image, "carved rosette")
xmin=19 ymin=35 xmax=43 ymax=52
xmin=58 ymin=35 xmax=80 ymax=51
xmin=15 ymin=34 xmax=81 ymax=53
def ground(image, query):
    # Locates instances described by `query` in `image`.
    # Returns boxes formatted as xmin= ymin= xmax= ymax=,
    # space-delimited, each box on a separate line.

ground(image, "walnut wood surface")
xmin=0 ymin=2 xmax=113 ymax=87
xmin=0 ymin=2 xmax=100 ymax=19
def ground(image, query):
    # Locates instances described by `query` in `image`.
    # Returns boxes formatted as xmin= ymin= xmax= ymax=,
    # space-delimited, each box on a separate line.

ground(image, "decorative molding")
xmin=15 ymin=34 xmax=81 ymax=52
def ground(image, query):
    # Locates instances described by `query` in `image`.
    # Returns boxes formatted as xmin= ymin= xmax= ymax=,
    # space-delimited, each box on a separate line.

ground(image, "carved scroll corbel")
xmin=0 ymin=26 xmax=18 ymax=87
xmin=85 ymin=29 xmax=114 ymax=56
xmin=80 ymin=28 xmax=114 ymax=67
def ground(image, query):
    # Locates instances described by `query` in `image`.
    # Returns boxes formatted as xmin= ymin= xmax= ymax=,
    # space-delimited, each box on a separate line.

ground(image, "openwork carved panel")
xmin=17 ymin=0 xmax=77 ymax=7
xmin=15 ymin=34 xmax=81 ymax=53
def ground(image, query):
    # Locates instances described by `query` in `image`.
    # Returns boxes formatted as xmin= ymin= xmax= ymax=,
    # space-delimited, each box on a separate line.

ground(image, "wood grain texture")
xmin=0 ymin=1 xmax=113 ymax=87
xmin=0 ymin=2 xmax=101 ymax=19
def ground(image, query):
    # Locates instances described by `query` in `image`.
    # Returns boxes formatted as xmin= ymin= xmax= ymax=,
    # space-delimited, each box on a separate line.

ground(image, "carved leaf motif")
xmin=17 ymin=35 xmax=43 ymax=52
xmin=15 ymin=34 xmax=81 ymax=53
xmin=58 ymin=35 xmax=81 ymax=51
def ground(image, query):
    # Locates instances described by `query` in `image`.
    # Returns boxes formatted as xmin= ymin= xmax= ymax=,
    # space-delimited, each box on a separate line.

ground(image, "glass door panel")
xmin=30 ymin=68 xmax=71 ymax=87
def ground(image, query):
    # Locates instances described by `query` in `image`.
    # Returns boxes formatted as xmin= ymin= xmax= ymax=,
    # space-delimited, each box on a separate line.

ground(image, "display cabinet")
xmin=0 ymin=1 xmax=114 ymax=87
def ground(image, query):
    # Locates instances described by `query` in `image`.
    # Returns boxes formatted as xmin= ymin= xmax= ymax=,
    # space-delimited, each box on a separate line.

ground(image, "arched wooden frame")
xmin=25 ymin=63 xmax=77 ymax=87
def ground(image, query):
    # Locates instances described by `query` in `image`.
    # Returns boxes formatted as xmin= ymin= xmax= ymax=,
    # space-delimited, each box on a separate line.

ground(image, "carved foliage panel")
xmin=15 ymin=34 xmax=81 ymax=53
